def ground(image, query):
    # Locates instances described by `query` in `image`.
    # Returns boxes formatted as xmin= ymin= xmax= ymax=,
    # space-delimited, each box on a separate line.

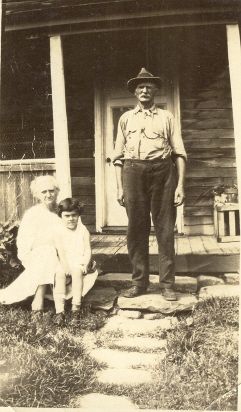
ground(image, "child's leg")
xmin=53 ymin=269 xmax=66 ymax=314
xmin=32 ymin=285 xmax=46 ymax=311
xmin=71 ymin=267 xmax=84 ymax=311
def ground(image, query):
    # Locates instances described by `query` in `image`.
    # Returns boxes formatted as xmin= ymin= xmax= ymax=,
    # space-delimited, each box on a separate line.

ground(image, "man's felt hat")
xmin=127 ymin=67 xmax=162 ymax=93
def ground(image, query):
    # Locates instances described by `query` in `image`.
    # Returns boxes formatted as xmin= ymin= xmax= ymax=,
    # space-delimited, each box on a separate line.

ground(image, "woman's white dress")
xmin=0 ymin=204 xmax=97 ymax=305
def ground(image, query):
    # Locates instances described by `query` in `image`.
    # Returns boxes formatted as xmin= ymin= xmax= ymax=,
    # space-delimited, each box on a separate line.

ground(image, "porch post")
xmin=0 ymin=0 xmax=2 ymax=102
xmin=50 ymin=35 xmax=72 ymax=199
xmin=226 ymin=24 xmax=241 ymax=197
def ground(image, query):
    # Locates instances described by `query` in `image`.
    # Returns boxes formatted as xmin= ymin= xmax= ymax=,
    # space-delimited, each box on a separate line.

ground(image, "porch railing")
xmin=0 ymin=158 xmax=55 ymax=222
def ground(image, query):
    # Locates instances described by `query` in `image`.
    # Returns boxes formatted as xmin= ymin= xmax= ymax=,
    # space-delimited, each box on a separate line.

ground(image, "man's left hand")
xmin=174 ymin=185 xmax=185 ymax=206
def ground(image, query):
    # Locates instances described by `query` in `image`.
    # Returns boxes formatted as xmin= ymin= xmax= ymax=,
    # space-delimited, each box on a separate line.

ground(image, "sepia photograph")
xmin=0 ymin=1 xmax=240 ymax=411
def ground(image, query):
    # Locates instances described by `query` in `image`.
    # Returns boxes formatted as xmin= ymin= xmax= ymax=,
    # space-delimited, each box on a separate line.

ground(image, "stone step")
xmin=97 ymin=368 xmax=152 ymax=386
xmin=70 ymin=393 xmax=138 ymax=410
xmin=101 ymin=316 xmax=178 ymax=335
xmin=97 ymin=273 xmax=198 ymax=293
xmin=112 ymin=336 xmax=167 ymax=351
xmin=117 ymin=291 xmax=198 ymax=314
xmin=199 ymin=284 xmax=240 ymax=300
xmin=90 ymin=348 xmax=164 ymax=368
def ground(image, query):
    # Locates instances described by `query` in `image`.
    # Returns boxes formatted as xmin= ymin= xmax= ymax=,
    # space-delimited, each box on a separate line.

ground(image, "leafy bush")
xmin=0 ymin=220 xmax=23 ymax=287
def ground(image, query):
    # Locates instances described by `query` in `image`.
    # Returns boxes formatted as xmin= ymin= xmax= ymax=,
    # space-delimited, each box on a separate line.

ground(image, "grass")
xmin=0 ymin=302 xmax=106 ymax=407
xmin=0 ymin=295 xmax=239 ymax=410
xmin=92 ymin=297 xmax=239 ymax=411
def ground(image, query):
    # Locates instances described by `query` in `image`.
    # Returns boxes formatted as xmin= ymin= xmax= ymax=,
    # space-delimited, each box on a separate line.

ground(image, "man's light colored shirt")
xmin=113 ymin=105 xmax=187 ymax=165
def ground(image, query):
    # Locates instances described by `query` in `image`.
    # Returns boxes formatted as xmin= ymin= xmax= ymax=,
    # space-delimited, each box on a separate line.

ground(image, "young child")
xmin=53 ymin=198 xmax=92 ymax=325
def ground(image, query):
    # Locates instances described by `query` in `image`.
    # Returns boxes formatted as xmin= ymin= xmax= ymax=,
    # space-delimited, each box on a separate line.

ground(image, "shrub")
xmin=0 ymin=220 xmax=23 ymax=287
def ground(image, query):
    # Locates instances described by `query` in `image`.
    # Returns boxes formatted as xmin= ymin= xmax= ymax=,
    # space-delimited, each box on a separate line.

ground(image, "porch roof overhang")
xmin=4 ymin=0 xmax=241 ymax=36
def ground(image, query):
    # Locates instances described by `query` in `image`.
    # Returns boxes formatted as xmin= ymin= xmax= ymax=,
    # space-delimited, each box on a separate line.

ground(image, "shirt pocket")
xmin=125 ymin=128 xmax=139 ymax=152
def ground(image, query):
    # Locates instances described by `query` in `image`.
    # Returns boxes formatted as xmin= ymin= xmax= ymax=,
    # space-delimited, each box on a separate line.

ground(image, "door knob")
xmin=106 ymin=157 xmax=111 ymax=163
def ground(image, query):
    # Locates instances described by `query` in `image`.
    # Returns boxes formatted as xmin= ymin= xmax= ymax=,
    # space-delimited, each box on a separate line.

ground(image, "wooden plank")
xmin=174 ymin=254 xmax=240 ymax=273
xmin=184 ymin=225 xmax=214 ymax=236
xmin=70 ymin=158 xmax=94 ymax=167
xmin=0 ymin=163 xmax=55 ymax=172
xmin=50 ymin=35 xmax=71 ymax=199
xmin=218 ymin=235 xmax=240 ymax=243
xmin=217 ymin=212 xmax=225 ymax=237
xmin=227 ymin=213 xmax=238 ymax=238
xmin=182 ymin=98 xmax=232 ymax=110
xmin=188 ymin=236 xmax=205 ymax=254
xmin=185 ymin=177 xmax=235 ymax=187
xmin=94 ymin=87 xmax=105 ymax=232
xmin=216 ymin=203 xmax=239 ymax=211
xmin=185 ymin=197 xmax=213 ymax=207
xmin=182 ymin=118 xmax=233 ymax=129
xmin=176 ymin=236 xmax=192 ymax=255
xmin=186 ymin=167 xmax=236 ymax=178
xmin=182 ymin=129 xmax=234 ymax=139
xmin=182 ymin=108 xmax=233 ymax=120
xmin=187 ymin=148 xmax=235 ymax=158
xmin=184 ymin=216 xmax=213 ymax=226
xmin=184 ymin=138 xmax=235 ymax=149
xmin=184 ymin=206 xmax=212 ymax=217
xmin=187 ymin=159 xmax=236 ymax=168
xmin=201 ymin=236 xmax=221 ymax=254
xmin=226 ymin=25 xmax=241 ymax=206
xmin=94 ymin=253 xmax=240 ymax=274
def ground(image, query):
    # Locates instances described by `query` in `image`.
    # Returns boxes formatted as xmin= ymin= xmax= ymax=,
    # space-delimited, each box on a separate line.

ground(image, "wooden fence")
xmin=0 ymin=159 xmax=55 ymax=223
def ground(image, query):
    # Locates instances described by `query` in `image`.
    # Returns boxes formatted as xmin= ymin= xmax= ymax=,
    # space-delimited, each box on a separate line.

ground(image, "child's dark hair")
xmin=57 ymin=198 xmax=84 ymax=217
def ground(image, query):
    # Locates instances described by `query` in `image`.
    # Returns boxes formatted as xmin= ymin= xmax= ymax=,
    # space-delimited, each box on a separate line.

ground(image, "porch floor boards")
xmin=91 ymin=235 xmax=240 ymax=256
xmin=91 ymin=235 xmax=240 ymax=273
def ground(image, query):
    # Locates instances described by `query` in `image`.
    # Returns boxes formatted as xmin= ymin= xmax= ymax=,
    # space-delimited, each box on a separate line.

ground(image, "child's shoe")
xmin=69 ymin=310 xmax=80 ymax=326
xmin=53 ymin=312 xmax=65 ymax=326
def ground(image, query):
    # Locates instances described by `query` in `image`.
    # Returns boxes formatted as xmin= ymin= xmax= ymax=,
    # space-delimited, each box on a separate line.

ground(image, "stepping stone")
xmin=199 ymin=284 xmax=240 ymax=300
xmin=113 ymin=336 xmax=166 ymax=351
xmin=197 ymin=275 xmax=225 ymax=287
xmin=223 ymin=273 xmax=239 ymax=285
xmin=90 ymin=348 xmax=163 ymax=368
xmin=174 ymin=276 xmax=198 ymax=293
xmin=143 ymin=313 xmax=164 ymax=320
xmin=97 ymin=273 xmax=198 ymax=292
xmin=117 ymin=309 xmax=142 ymax=319
xmin=102 ymin=316 xmax=178 ymax=335
xmin=71 ymin=393 xmax=138 ymax=410
xmin=85 ymin=286 xmax=118 ymax=310
xmin=97 ymin=368 xmax=152 ymax=385
xmin=118 ymin=291 xmax=198 ymax=314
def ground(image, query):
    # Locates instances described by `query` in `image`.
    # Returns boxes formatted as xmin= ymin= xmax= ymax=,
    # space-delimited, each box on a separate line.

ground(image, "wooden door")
xmin=95 ymin=79 xmax=183 ymax=231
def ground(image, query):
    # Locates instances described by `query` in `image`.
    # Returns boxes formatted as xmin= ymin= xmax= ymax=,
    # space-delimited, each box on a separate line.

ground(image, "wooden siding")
xmin=180 ymin=68 xmax=237 ymax=235
xmin=0 ymin=162 xmax=55 ymax=222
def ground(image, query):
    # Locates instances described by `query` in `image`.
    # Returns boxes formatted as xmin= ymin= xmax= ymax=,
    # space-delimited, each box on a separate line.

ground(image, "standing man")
xmin=113 ymin=68 xmax=187 ymax=301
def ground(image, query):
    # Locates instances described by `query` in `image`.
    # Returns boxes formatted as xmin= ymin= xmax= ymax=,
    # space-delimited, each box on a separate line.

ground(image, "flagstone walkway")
xmin=70 ymin=271 xmax=239 ymax=410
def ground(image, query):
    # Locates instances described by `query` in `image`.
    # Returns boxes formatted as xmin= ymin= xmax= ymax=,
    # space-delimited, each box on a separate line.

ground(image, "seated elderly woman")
xmin=0 ymin=175 xmax=98 ymax=319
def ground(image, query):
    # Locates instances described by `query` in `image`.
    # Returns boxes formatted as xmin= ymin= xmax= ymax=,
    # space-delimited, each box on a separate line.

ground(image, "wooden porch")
xmin=91 ymin=234 xmax=240 ymax=274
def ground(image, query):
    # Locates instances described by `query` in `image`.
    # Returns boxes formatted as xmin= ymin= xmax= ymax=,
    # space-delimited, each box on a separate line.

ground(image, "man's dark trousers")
xmin=123 ymin=156 xmax=177 ymax=289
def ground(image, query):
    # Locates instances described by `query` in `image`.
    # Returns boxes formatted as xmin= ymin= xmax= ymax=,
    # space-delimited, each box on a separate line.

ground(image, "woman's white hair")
xmin=30 ymin=175 xmax=59 ymax=198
